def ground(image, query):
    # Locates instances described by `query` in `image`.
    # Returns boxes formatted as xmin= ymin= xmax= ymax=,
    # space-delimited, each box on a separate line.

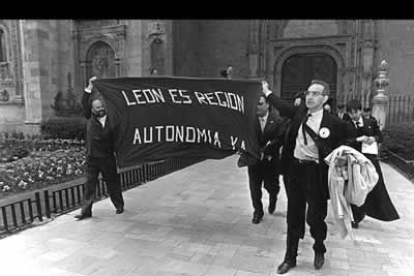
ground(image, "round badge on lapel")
xmin=319 ymin=127 xmax=330 ymax=139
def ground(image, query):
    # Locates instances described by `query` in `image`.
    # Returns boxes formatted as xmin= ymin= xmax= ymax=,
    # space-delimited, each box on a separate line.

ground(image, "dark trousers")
xmin=248 ymin=158 xmax=280 ymax=216
xmin=81 ymin=155 xmax=124 ymax=216
xmin=284 ymin=161 xmax=327 ymax=261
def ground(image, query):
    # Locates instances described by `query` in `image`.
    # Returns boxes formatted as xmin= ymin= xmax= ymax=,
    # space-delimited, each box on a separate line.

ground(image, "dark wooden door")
xmin=281 ymin=53 xmax=337 ymax=109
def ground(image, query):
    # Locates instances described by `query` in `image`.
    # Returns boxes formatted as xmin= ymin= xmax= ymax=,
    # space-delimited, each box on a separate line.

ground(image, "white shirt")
xmin=294 ymin=108 xmax=324 ymax=161
xmin=98 ymin=115 xmax=107 ymax=128
xmin=259 ymin=111 xmax=269 ymax=132
xmin=353 ymin=117 xmax=364 ymax=128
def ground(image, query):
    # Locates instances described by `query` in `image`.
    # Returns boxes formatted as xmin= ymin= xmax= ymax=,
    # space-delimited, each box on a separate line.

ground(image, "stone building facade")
xmin=0 ymin=19 xmax=413 ymax=134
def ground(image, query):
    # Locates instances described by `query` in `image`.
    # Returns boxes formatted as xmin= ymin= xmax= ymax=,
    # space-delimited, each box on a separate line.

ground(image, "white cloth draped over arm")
xmin=324 ymin=145 xmax=379 ymax=239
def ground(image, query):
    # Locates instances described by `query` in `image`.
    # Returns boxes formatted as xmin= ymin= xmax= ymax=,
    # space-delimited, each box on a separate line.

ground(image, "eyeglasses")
xmin=304 ymin=91 xmax=324 ymax=97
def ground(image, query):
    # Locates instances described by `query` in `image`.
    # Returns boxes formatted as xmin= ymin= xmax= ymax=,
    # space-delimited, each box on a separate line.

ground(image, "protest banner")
xmin=93 ymin=77 xmax=262 ymax=172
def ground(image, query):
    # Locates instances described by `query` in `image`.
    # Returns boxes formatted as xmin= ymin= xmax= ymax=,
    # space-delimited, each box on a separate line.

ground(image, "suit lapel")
xmin=263 ymin=115 xmax=271 ymax=134
xmin=254 ymin=117 xmax=262 ymax=141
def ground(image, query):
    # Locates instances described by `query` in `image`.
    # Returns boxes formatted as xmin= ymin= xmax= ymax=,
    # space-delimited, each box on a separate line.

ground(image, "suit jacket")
xmin=337 ymin=112 xmax=351 ymax=122
xmin=267 ymin=93 xmax=350 ymax=199
xmin=82 ymin=91 xmax=117 ymax=157
xmin=344 ymin=117 xmax=383 ymax=153
xmin=254 ymin=110 xmax=288 ymax=160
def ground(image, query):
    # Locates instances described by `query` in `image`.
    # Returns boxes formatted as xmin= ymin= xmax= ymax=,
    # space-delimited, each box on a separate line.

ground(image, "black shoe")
xmin=116 ymin=208 xmax=124 ymax=214
xmin=277 ymin=259 xmax=296 ymax=274
xmin=351 ymin=221 xmax=359 ymax=229
xmin=252 ymin=213 xmax=263 ymax=224
xmin=75 ymin=213 xmax=92 ymax=220
xmin=268 ymin=195 xmax=277 ymax=214
xmin=314 ymin=253 xmax=324 ymax=270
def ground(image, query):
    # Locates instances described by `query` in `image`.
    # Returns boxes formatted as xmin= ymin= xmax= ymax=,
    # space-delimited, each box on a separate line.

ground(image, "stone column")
xmin=247 ymin=20 xmax=260 ymax=78
xmin=372 ymin=60 xmax=389 ymax=130
xmin=21 ymin=20 xmax=43 ymax=128
xmin=361 ymin=20 xmax=375 ymax=108
xmin=79 ymin=61 xmax=87 ymax=88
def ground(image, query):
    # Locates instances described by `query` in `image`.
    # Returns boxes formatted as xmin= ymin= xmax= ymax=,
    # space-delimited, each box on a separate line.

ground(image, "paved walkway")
xmin=0 ymin=155 xmax=413 ymax=276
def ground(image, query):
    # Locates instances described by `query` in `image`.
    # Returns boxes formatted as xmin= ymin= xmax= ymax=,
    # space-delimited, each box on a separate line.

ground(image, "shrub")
xmin=381 ymin=121 xmax=414 ymax=160
xmin=41 ymin=116 xmax=87 ymax=140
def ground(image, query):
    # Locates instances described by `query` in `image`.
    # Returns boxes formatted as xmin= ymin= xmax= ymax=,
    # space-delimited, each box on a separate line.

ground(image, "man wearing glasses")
xmin=262 ymin=80 xmax=349 ymax=274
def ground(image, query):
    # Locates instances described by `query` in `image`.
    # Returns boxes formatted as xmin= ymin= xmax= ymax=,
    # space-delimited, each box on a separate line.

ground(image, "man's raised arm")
xmin=261 ymin=81 xmax=297 ymax=119
xmin=82 ymin=76 xmax=97 ymax=119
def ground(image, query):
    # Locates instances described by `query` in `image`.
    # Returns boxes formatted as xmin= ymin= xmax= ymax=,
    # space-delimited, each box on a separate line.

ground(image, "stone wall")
xmin=0 ymin=103 xmax=25 ymax=133
xmin=376 ymin=20 xmax=414 ymax=95
xmin=16 ymin=20 xmax=74 ymax=134
xmin=282 ymin=20 xmax=340 ymax=38
xmin=173 ymin=20 xmax=201 ymax=77
xmin=173 ymin=20 xmax=250 ymax=78
xmin=124 ymin=20 xmax=143 ymax=77
xmin=21 ymin=20 xmax=58 ymax=131
xmin=196 ymin=20 xmax=250 ymax=78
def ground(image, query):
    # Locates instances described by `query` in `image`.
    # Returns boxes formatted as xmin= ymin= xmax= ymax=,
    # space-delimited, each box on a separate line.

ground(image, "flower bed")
xmin=0 ymin=138 xmax=86 ymax=199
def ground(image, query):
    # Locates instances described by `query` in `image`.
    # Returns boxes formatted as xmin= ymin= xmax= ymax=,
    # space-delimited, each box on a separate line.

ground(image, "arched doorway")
xmin=85 ymin=41 xmax=116 ymax=80
xmin=281 ymin=53 xmax=337 ymax=110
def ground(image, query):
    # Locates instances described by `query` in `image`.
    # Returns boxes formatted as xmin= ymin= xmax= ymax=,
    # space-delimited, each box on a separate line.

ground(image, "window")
xmin=0 ymin=28 xmax=6 ymax=62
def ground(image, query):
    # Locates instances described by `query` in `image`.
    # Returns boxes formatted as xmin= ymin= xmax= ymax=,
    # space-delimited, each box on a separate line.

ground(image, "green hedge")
xmin=381 ymin=121 xmax=414 ymax=160
xmin=41 ymin=116 xmax=87 ymax=140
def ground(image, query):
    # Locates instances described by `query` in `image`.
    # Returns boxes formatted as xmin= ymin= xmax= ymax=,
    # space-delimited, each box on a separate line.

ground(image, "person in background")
xmin=150 ymin=68 xmax=158 ymax=75
xmin=323 ymin=103 xmax=332 ymax=114
xmin=262 ymin=79 xmax=349 ymax=274
xmin=220 ymin=66 xmax=233 ymax=79
xmin=362 ymin=107 xmax=375 ymax=120
xmin=336 ymin=104 xmax=351 ymax=121
xmin=247 ymin=94 xmax=288 ymax=224
xmin=75 ymin=76 xmax=125 ymax=220
xmin=345 ymin=99 xmax=399 ymax=228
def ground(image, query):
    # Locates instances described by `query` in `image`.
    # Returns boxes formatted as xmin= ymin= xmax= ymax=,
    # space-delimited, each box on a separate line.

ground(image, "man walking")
xmin=248 ymin=94 xmax=288 ymax=224
xmin=262 ymin=80 xmax=349 ymax=274
xmin=345 ymin=99 xmax=399 ymax=228
xmin=336 ymin=104 xmax=350 ymax=121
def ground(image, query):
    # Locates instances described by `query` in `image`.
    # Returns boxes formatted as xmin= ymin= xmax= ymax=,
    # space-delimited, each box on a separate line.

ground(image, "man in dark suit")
xmin=345 ymin=99 xmax=399 ymax=228
xmin=248 ymin=94 xmax=288 ymax=224
xmin=262 ymin=80 xmax=349 ymax=274
xmin=336 ymin=104 xmax=350 ymax=121
xmin=75 ymin=76 xmax=124 ymax=220
xmin=362 ymin=107 xmax=375 ymax=120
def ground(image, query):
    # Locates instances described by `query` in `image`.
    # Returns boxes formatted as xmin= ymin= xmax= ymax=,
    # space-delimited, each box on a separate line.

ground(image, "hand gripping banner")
xmin=93 ymin=77 xmax=262 ymax=172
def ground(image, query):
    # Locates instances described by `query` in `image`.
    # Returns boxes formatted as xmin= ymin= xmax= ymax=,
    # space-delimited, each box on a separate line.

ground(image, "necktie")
xmin=302 ymin=114 xmax=311 ymax=145
xmin=355 ymin=121 xmax=360 ymax=128
xmin=260 ymin=117 xmax=266 ymax=132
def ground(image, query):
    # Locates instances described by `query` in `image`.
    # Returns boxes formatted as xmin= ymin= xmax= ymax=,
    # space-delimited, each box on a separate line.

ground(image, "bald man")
xmin=262 ymin=80 xmax=349 ymax=274
xmin=75 ymin=76 xmax=124 ymax=220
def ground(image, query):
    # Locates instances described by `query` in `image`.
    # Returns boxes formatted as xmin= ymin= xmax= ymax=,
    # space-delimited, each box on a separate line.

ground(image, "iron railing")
xmin=337 ymin=94 xmax=414 ymax=126
xmin=0 ymin=156 xmax=203 ymax=235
